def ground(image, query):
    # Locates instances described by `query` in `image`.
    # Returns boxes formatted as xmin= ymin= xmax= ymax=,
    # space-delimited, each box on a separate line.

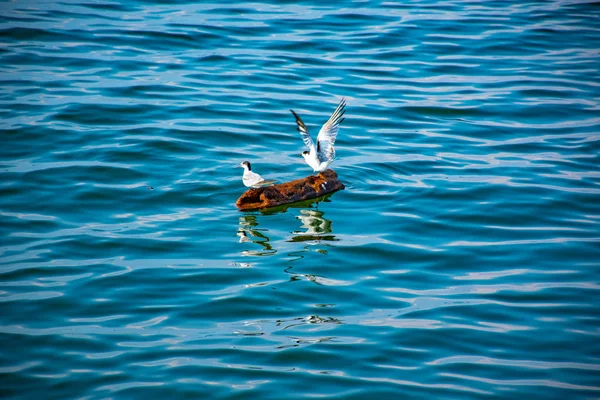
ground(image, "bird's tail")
xmin=252 ymin=179 xmax=277 ymax=188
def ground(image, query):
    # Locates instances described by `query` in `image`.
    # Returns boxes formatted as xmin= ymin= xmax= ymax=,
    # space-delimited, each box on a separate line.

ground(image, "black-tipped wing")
xmin=317 ymin=98 xmax=345 ymax=162
xmin=291 ymin=109 xmax=315 ymax=150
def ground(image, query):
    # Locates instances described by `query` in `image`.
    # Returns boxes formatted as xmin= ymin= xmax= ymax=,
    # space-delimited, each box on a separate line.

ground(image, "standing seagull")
xmin=239 ymin=161 xmax=276 ymax=188
xmin=291 ymin=98 xmax=346 ymax=173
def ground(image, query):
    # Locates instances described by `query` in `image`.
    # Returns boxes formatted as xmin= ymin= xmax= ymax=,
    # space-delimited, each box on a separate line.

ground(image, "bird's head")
xmin=239 ymin=161 xmax=251 ymax=171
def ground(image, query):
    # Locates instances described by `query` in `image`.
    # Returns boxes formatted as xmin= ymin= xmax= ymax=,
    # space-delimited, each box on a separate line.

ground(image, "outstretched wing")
xmin=317 ymin=98 xmax=345 ymax=162
xmin=290 ymin=109 xmax=315 ymax=150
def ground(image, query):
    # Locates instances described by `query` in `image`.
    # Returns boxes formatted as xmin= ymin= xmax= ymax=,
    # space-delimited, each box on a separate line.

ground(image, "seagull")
xmin=291 ymin=98 xmax=346 ymax=173
xmin=239 ymin=161 xmax=276 ymax=188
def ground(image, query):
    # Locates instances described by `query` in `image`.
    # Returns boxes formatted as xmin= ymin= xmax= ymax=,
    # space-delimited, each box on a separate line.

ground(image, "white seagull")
xmin=291 ymin=98 xmax=346 ymax=173
xmin=239 ymin=161 xmax=276 ymax=188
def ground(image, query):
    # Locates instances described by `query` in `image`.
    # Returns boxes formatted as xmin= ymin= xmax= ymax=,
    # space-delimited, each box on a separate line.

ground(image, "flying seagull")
xmin=291 ymin=98 xmax=346 ymax=173
xmin=239 ymin=161 xmax=276 ymax=188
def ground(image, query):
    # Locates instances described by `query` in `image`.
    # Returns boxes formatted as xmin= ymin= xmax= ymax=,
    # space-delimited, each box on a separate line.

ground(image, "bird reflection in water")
xmin=237 ymin=193 xmax=339 ymax=256
xmin=290 ymin=208 xmax=336 ymax=243
xmin=237 ymin=214 xmax=276 ymax=256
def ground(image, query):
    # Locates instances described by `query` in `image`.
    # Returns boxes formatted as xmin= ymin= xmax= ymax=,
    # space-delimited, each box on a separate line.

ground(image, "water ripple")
xmin=1 ymin=0 xmax=599 ymax=398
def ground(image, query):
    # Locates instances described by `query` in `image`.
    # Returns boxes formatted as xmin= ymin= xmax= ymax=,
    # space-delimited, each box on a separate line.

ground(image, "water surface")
xmin=1 ymin=1 xmax=599 ymax=399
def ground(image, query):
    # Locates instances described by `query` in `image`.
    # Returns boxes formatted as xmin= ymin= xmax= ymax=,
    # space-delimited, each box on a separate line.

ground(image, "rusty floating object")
xmin=236 ymin=169 xmax=344 ymax=211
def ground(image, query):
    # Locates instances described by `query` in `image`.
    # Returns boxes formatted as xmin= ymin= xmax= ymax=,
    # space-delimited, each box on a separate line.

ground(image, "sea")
xmin=1 ymin=1 xmax=599 ymax=398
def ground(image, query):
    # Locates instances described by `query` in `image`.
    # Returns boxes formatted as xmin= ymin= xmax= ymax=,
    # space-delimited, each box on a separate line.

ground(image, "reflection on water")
xmin=285 ymin=265 xmax=354 ymax=287
xmin=237 ymin=194 xmax=339 ymax=256
xmin=290 ymin=209 xmax=336 ymax=243
xmin=237 ymin=214 xmax=276 ymax=256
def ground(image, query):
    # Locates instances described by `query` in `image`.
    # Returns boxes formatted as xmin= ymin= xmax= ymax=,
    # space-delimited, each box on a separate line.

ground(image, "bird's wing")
xmin=251 ymin=179 xmax=277 ymax=188
xmin=251 ymin=171 xmax=264 ymax=182
xmin=290 ymin=109 xmax=315 ymax=150
xmin=243 ymin=171 xmax=263 ymax=186
xmin=317 ymin=98 xmax=346 ymax=162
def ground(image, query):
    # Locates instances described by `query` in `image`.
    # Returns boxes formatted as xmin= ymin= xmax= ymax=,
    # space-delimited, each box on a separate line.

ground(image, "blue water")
xmin=1 ymin=1 xmax=600 ymax=398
